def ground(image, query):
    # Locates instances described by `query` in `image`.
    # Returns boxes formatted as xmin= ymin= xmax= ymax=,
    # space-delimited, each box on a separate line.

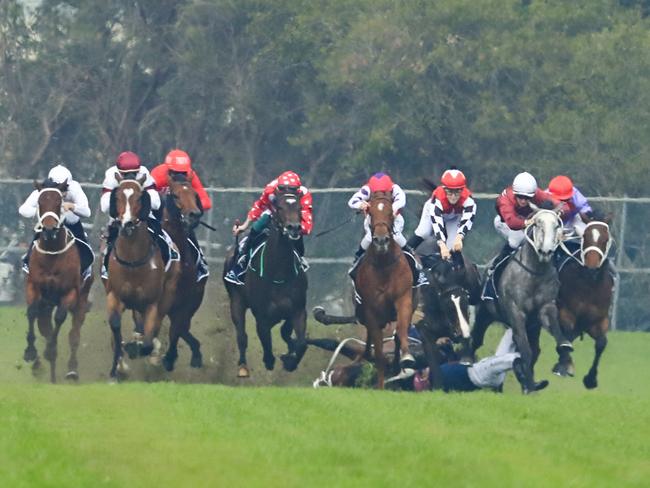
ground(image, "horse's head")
xmin=167 ymin=174 xmax=203 ymax=232
xmin=112 ymin=174 xmax=150 ymax=237
xmin=368 ymin=191 xmax=394 ymax=253
xmin=273 ymin=189 xmax=302 ymax=240
xmin=429 ymin=259 xmax=471 ymax=342
xmin=581 ymin=217 xmax=612 ymax=269
xmin=526 ymin=203 xmax=563 ymax=262
xmin=34 ymin=179 xmax=67 ymax=241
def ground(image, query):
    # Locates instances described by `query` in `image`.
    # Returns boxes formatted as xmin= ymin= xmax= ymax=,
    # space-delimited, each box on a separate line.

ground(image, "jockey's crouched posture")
xmin=224 ymin=170 xmax=313 ymax=286
xmin=19 ymin=164 xmax=94 ymax=280
xmin=151 ymin=149 xmax=211 ymax=282
xmin=100 ymin=151 xmax=177 ymax=280
xmin=348 ymin=172 xmax=427 ymax=287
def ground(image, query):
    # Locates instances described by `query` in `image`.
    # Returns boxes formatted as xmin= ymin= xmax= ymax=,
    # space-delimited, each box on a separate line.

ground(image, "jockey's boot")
xmin=101 ymin=223 xmax=119 ymax=280
xmin=21 ymin=238 xmax=35 ymax=274
xmin=406 ymin=235 xmax=424 ymax=252
xmin=482 ymin=243 xmax=515 ymax=300
xmin=189 ymin=231 xmax=209 ymax=281
xmin=293 ymin=236 xmax=309 ymax=271
xmin=147 ymin=217 xmax=178 ymax=262
xmin=224 ymin=229 xmax=260 ymax=286
xmin=487 ymin=243 xmax=515 ymax=277
xmin=348 ymin=246 xmax=365 ymax=280
xmin=402 ymin=245 xmax=428 ymax=287
xmin=66 ymin=220 xmax=93 ymax=280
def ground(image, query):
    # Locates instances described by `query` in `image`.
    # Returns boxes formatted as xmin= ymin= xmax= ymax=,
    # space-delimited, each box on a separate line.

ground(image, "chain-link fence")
xmin=2 ymin=180 xmax=648 ymax=331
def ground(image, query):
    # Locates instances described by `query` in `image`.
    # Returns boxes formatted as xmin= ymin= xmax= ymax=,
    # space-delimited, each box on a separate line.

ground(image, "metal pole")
xmin=203 ymin=189 xmax=216 ymax=263
xmin=611 ymin=198 xmax=628 ymax=331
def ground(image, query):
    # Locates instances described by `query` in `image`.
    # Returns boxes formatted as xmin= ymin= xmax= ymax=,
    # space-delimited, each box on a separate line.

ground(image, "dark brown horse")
xmin=24 ymin=180 xmax=93 ymax=382
xmin=223 ymin=190 xmax=308 ymax=377
xmin=553 ymin=218 xmax=615 ymax=388
xmin=160 ymin=176 xmax=206 ymax=371
xmin=104 ymin=175 xmax=180 ymax=380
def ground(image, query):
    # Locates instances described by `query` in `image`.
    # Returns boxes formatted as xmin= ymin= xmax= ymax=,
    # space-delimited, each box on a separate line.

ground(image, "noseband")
xmin=33 ymin=188 xmax=76 ymax=255
xmin=524 ymin=209 xmax=563 ymax=258
xmin=580 ymin=222 xmax=612 ymax=268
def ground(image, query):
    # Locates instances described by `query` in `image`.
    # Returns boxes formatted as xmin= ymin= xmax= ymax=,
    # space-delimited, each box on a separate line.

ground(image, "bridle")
xmin=33 ymin=188 xmax=76 ymax=255
xmin=523 ymin=209 xmax=563 ymax=259
xmin=559 ymin=221 xmax=612 ymax=268
xmin=369 ymin=195 xmax=395 ymax=238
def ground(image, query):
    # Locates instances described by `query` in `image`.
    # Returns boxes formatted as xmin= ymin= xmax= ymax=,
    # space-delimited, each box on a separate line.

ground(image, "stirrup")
xmin=224 ymin=270 xmax=244 ymax=286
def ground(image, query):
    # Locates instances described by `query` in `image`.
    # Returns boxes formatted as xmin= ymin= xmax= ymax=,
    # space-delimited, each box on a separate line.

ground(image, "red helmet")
xmin=548 ymin=175 xmax=574 ymax=200
xmin=441 ymin=169 xmax=466 ymax=189
xmin=277 ymin=171 xmax=302 ymax=188
xmin=116 ymin=151 xmax=141 ymax=172
xmin=367 ymin=172 xmax=393 ymax=192
xmin=164 ymin=149 xmax=192 ymax=173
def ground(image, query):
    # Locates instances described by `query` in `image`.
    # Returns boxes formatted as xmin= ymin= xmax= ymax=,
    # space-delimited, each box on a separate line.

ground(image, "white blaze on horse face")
xmin=450 ymin=294 xmax=470 ymax=339
xmin=377 ymin=202 xmax=384 ymax=212
xmin=591 ymin=227 xmax=601 ymax=245
xmin=122 ymin=188 xmax=134 ymax=224
xmin=285 ymin=197 xmax=297 ymax=205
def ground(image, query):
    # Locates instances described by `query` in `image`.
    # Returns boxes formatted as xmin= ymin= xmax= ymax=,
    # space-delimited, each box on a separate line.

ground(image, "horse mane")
xmin=41 ymin=178 xmax=68 ymax=192
xmin=169 ymin=172 xmax=189 ymax=183
xmin=538 ymin=200 xmax=555 ymax=211
xmin=109 ymin=188 xmax=118 ymax=218
xmin=421 ymin=177 xmax=437 ymax=194
xmin=138 ymin=190 xmax=151 ymax=220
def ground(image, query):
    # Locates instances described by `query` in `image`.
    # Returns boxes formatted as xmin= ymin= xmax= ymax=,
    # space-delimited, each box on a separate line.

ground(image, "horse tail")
xmin=312 ymin=306 xmax=357 ymax=326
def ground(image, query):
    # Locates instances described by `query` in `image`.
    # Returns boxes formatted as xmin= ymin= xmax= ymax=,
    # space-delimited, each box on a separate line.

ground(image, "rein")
xmin=114 ymin=240 xmax=155 ymax=268
xmin=33 ymin=227 xmax=76 ymax=255
xmin=510 ymin=246 xmax=548 ymax=276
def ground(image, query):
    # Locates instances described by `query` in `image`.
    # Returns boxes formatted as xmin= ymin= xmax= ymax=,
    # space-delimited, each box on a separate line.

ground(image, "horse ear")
xmin=115 ymin=172 xmax=123 ymax=184
xmin=34 ymin=180 xmax=43 ymax=191
xmin=138 ymin=190 xmax=151 ymax=220
xmin=109 ymin=189 xmax=118 ymax=219
xmin=136 ymin=174 xmax=147 ymax=186
xmin=195 ymin=194 xmax=204 ymax=214
xmin=528 ymin=202 xmax=540 ymax=213
xmin=58 ymin=182 xmax=68 ymax=193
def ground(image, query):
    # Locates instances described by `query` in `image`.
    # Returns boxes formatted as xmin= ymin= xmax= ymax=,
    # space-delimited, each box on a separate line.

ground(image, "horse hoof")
xmin=264 ymin=357 xmax=276 ymax=371
xmin=31 ymin=358 xmax=42 ymax=372
xmin=190 ymin=354 xmax=203 ymax=369
xmin=312 ymin=306 xmax=325 ymax=320
xmin=281 ymin=353 xmax=298 ymax=372
xmin=583 ymin=375 xmax=598 ymax=389
xmin=23 ymin=348 xmax=37 ymax=362
xmin=237 ymin=365 xmax=250 ymax=378
xmin=116 ymin=358 xmax=130 ymax=376
xmin=65 ymin=371 xmax=79 ymax=381
xmin=162 ymin=355 xmax=175 ymax=372
xmin=123 ymin=341 xmax=139 ymax=359
xmin=147 ymin=354 xmax=161 ymax=367
xmin=552 ymin=362 xmax=574 ymax=377
xmin=400 ymin=353 xmax=416 ymax=370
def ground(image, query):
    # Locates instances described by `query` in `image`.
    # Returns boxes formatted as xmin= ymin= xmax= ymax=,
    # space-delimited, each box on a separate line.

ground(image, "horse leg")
xmin=507 ymin=309 xmax=536 ymax=394
xmin=471 ymin=301 xmax=494 ymax=354
xmin=369 ymin=325 xmax=386 ymax=389
xmin=281 ymin=308 xmax=307 ymax=372
xmin=162 ymin=311 xmax=182 ymax=372
xmin=140 ymin=303 xmax=161 ymax=363
xmin=230 ymin=294 xmax=249 ymax=377
xmin=540 ymin=303 xmax=574 ymax=377
xmin=181 ymin=328 xmax=203 ymax=369
xmin=421 ymin=327 xmax=444 ymax=390
xmin=107 ymin=292 xmax=125 ymax=380
xmin=67 ymin=286 xmax=90 ymax=381
xmin=583 ymin=319 xmax=608 ymax=389
xmin=24 ymin=282 xmax=40 ymax=363
xmin=256 ymin=319 xmax=275 ymax=371
xmin=395 ymin=295 xmax=415 ymax=372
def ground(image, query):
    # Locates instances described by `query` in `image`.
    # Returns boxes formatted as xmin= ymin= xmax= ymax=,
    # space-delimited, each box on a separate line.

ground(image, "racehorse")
xmin=313 ymin=191 xmax=416 ymax=388
xmin=417 ymin=253 xmax=480 ymax=387
xmin=223 ymin=189 xmax=308 ymax=378
xmin=553 ymin=216 xmax=615 ymax=388
xmin=24 ymin=179 xmax=93 ymax=383
xmin=104 ymin=175 xmax=180 ymax=380
xmin=160 ymin=176 xmax=207 ymax=371
xmin=471 ymin=204 xmax=568 ymax=393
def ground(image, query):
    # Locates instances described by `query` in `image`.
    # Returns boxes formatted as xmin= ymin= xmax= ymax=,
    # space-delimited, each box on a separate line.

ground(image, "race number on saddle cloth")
xmin=99 ymin=151 xmax=178 ymax=279
xmin=19 ymin=165 xmax=95 ymax=280
xmin=407 ymin=168 xmax=476 ymax=264
xmin=151 ymin=149 xmax=211 ymax=281
xmin=482 ymin=172 xmax=558 ymax=300
xmin=347 ymin=172 xmax=426 ymax=287
xmin=224 ymin=171 xmax=313 ymax=285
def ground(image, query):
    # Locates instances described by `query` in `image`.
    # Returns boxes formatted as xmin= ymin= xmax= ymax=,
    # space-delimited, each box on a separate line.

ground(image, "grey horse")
xmin=471 ymin=204 xmax=571 ymax=394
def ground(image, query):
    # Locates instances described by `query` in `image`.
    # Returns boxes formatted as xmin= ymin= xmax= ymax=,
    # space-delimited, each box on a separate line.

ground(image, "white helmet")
xmin=512 ymin=172 xmax=537 ymax=197
xmin=48 ymin=164 xmax=72 ymax=185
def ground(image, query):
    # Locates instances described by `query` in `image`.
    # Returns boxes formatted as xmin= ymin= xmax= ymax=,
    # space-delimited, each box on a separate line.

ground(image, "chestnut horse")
xmin=24 ymin=180 xmax=93 ymax=383
xmin=553 ymin=218 xmax=615 ymax=388
xmin=160 ymin=176 xmax=206 ymax=371
xmin=104 ymin=175 xmax=180 ymax=380
xmin=223 ymin=190 xmax=308 ymax=377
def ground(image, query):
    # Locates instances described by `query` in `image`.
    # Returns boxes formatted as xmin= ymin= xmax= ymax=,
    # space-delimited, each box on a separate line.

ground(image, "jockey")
xmin=19 ymin=164 xmax=93 ymax=279
xmin=151 ymin=149 xmax=211 ymax=281
xmin=224 ymin=170 xmax=313 ymax=285
xmin=347 ymin=172 xmax=426 ymax=286
xmin=406 ymin=168 xmax=476 ymax=263
xmin=99 ymin=151 xmax=174 ymax=280
xmin=546 ymin=175 xmax=593 ymax=236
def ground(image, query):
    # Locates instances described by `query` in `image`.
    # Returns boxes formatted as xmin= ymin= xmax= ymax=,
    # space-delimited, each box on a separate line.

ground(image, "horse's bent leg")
xmin=584 ymin=319 xmax=608 ymax=389
xmin=180 ymin=327 xmax=202 ymax=369
xmin=106 ymin=292 xmax=124 ymax=379
xmin=230 ymin=295 xmax=249 ymax=376
xmin=507 ymin=309 xmax=536 ymax=393
xmin=421 ymin=328 xmax=444 ymax=390
xmin=256 ymin=320 xmax=275 ymax=371
xmin=162 ymin=311 xmax=182 ymax=372
xmin=139 ymin=303 xmax=160 ymax=358
xmin=281 ymin=308 xmax=308 ymax=372
xmin=541 ymin=303 xmax=574 ymax=377
xmin=24 ymin=282 xmax=40 ymax=362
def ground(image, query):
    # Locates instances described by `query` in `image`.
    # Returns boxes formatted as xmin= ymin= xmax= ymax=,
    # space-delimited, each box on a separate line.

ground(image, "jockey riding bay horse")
xmin=313 ymin=191 xmax=416 ymax=388
xmin=223 ymin=189 xmax=308 ymax=378
xmin=104 ymin=175 xmax=180 ymax=380
xmin=553 ymin=216 xmax=615 ymax=389
xmin=24 ymin=180 xmax=93 ymax=383
xmin=159 ymin=176 xmax=207 ymax=371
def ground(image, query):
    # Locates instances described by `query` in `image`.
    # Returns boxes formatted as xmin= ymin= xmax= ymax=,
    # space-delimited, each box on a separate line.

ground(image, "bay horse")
xmin=553 ymin=217 xmax=615 ymax=388
xmin=24 ymin=179 xmax=93 ymax=383
xmin=223 ymin=189 xmax=308 ymax=378
xmin=312 ymin=191 xmax=416 ymax=388
xmin=104 ymin=175 xmax=180 ymax=380
xmin=471 ymin=204 xmax=568 ymax=394
xmin=160 ymin=176 xmax=207 ymax=371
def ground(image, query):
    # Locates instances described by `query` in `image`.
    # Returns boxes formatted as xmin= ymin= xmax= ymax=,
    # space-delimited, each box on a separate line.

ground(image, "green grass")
xmin=1 ymin=305 xmax=649 ymax=487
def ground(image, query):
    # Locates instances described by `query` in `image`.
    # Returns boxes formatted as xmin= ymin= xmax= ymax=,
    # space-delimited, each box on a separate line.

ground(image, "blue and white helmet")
xmin=48 ymin=164 xmax=72 ymax=185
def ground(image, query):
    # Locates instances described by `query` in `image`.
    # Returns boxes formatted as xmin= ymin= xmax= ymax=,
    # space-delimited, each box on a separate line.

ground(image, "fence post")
xmin=611 ymin=197 xmax=628 ymax=331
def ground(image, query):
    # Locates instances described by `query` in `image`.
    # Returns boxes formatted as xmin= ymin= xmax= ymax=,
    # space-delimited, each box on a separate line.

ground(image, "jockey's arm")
xmin=496 ymin=194 xmax=526 ymax=230
xmin=190 ymin=172 xmax=212 ymax=210
xmin=149 ymin=164 xmax=168 ymax=191
xmin=391 ymin=184 xmax=406 ymax=215
xmin=140 ymin=168 xmax=161 ymax=211
xmin=348 ymin=186 xmax=370 ymax=211
xmin=100 ymin=167 xmax=117 ymax=214
xmin=300 ymin=190 xmax=313 ymax=235
xmin=67 ymin=181 xmax=91 ymax=218
xmin=19 ymin=190 xmax=39 ymax=219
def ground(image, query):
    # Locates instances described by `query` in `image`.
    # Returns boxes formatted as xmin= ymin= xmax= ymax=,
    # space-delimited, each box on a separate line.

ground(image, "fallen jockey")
xmin=347 ymin=172 xmax=427 ymax=287
xmin=100 ymin=151 xmax=178 ymax=280
xmin=19 ymin=164 xmax=94 ymax=281
xmin=225 ymin=170 xmax=312 ymax=285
